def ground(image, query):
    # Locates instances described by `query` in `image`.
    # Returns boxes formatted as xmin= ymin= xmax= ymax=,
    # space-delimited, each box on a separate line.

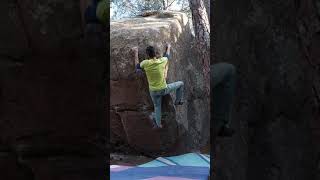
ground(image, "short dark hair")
xmin=146 ymin=46 xmax=156 ymax=58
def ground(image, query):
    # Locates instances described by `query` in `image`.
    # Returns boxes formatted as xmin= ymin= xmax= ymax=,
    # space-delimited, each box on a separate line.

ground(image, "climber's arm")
xmin=131 ymin=47 xmax=139 ymax=65
xmin=164 ymin=62 xmax=169 ymax=80
xmin=131 ymin=47 xmax=143 ymax=74
xmin=163 ymin=43 xmax=170 ymax=79
xmin=163 ymin=43 xmax=171 ymax=59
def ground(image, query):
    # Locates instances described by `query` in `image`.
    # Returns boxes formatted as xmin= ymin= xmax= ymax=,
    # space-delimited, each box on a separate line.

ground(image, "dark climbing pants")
xmin=211 ymin=63 xmax=236 ymax=130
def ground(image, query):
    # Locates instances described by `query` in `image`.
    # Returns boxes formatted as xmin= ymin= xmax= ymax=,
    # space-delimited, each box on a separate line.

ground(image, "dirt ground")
xmin=110 ymin=153 xmax=153 ymax=166
xmin=110 ymin=142 xmax=210 ymax=166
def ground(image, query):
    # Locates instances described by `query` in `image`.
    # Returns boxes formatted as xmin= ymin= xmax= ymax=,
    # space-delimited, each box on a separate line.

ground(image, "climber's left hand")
xmin=136 ymin=69 xmax=143 ymax=76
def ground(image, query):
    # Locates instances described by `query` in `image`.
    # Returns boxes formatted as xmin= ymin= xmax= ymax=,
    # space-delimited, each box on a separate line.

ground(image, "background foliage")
xmin=110 ymin=0 xmax=190 ymax=20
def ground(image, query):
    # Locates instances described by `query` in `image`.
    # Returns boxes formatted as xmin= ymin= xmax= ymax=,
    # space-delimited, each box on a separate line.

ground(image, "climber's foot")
xmin=152 ymin=124 xmax=163 ymax=130
xmin=148 ymin=114 xmax=158 ymax=128
xmin=174 ymin=100 xmax=184 ymax=105
xmin=151 ymin=123 xmax=159 ymax=129
xmin=217 ymin=126 xmax=235 ymax=137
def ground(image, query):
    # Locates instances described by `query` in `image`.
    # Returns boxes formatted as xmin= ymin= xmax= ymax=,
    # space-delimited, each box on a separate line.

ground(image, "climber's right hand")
xmin=166 ymin=43 xmax=171 ymax=49
xmin=131 ymin=47 xmax=139 ymax=53
xmin=135 ymin=63 xmax=143 ymax=75
xmin=136 ymin=69 xmax=143 ymax=76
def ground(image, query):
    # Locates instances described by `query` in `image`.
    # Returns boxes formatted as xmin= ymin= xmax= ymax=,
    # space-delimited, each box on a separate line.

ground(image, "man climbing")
xmin=80 ymin=0 xmax=108 ymax=146
xmin=211 ymin=63 xmax=237 ymax=137
xmin=80 ymin=0 xmax=108 ymax=51
xmin=132 ymin=44 xmax=184 ymax=129
xmin=81 ymin=0 xmax=108 ymax=26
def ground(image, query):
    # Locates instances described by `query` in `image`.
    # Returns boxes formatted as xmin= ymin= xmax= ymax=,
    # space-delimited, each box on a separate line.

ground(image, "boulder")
xmin=0 ymin=1 xmax=106 ymax=179
xmin=213 ymin=0 xmax=320 ymax=179
xmin=110 ymin=11 xmax=210 ymax=154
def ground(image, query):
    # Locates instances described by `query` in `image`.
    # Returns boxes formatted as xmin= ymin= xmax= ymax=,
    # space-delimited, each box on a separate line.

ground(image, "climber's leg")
xmin=150 ymin=91 xmax=163 ymax=128
xmin=164 ymin=81 xmax=184 ymax=105
xmin=211 ymin=63 xmax=236 ymax=136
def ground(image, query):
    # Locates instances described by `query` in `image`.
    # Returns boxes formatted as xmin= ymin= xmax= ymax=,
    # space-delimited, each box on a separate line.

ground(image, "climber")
xmin=81 ymin=0 xmax=108 ymax=26
xmin=132 ymin=44 xmax=184 ymax=129
xmin=211 ymin=63 xmax=237 ymax=137
xmin=80 ymin=0 xmax=108 ymax=141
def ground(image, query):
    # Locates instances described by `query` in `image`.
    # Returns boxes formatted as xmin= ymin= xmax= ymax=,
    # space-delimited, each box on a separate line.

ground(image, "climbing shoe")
xmin=148 ymin=114 xmax=157 ymax=128
xmin=148 ymin=113 xmax=162 ymax=129
xmin=217 ymin=126 xmax=235 ymax=137
xmin=174 ymin=100 xmax=184 ymax=105
xmin=152 ymin=122 xmax=163 ymax=129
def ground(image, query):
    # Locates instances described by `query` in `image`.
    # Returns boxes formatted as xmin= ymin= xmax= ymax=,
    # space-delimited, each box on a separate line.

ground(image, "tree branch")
xmin=167 ymin=0 xmax=177 ymax=9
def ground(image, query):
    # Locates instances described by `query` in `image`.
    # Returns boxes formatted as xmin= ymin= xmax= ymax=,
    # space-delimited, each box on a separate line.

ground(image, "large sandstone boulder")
xmin=213 ymin=0 xmax=320 ymax=179
xmin=110 ymin=11 xmax=210 ymax=155
xmin=0 ymin=1 xmax=106 ymax=179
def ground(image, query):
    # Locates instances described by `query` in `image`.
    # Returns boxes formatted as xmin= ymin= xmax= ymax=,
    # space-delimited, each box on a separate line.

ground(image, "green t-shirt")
xmin=96 ymin=0 xmax=108 ymax=25
xmin=140 ymin=57 xmax=168 ymax=91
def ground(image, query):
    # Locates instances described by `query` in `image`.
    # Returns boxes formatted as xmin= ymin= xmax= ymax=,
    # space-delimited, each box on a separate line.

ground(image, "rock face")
xmin=0 ymin=1 xmax=106 ymax=179
xmin=110 ymin=11 xmax=210 ymax=155
xmin=213 ymin=0 xmax=320 ymax=179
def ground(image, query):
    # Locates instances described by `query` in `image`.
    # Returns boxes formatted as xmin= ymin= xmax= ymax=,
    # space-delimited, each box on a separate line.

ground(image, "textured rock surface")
xmin=0 ymin=0 xmax=106 ymax=179
xmin=213 ymin=0 xmax=320 ymax=179
xmin=110 ymin=11 xmax=210 ymax=155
